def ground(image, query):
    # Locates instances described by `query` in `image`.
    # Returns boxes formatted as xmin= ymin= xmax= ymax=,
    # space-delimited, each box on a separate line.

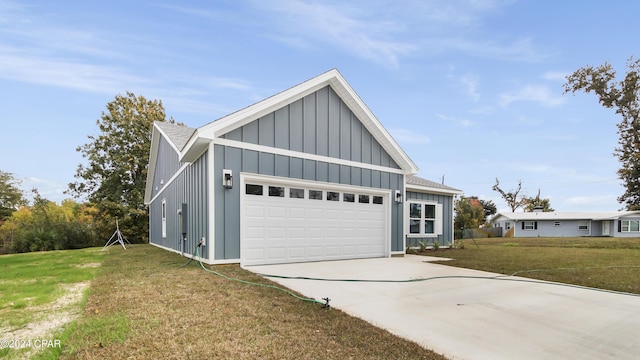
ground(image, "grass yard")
xmin=53 ymin=244 xmax=446 ymax=360
xmin=423 ymin=237 xmax=640 ymax=294
xmin=0 ymin=248 xmax=106 ymax=359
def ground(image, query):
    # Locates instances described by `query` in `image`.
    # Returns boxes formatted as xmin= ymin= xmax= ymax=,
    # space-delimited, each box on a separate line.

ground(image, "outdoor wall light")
xmin=222 ymin=169 xmax=233 ymax=189
xmin=395 ymin=190 xmax=403 ymax=203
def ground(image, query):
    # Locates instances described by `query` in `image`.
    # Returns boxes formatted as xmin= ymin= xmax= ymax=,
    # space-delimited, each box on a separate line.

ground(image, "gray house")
xmin=144 ymin=69 xmax=461 ymax=266
xmin=491 ymin=211 xmax=640 ymax=237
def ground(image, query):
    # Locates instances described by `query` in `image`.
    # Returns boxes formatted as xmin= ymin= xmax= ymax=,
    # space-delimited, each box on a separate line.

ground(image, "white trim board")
xmin=214 ymin=138 xmax=405 ymax=175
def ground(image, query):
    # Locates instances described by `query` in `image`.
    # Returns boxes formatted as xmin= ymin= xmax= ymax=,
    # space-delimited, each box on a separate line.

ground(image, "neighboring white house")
xmin=491 ymin=211 xmax=640 ymax=237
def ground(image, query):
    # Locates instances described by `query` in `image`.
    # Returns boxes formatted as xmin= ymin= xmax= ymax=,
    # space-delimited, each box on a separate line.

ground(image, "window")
xmin=245 ymin=184 xmax=263 ymax=195
xmin=523 ymin=221 xmax=536 ymax=230
xmin=372 ymin=196 xmax=383 ymax=204
xmin=290 ymin=188 xmax=304 ymax=199
xmin=408 ymin=201 xmax=441 ymax=236
xmin=359 ymin=195 xmax=370 ymax=203
xmin=578 ymin=221 xmax=589 ymax=231
xmin=505 ymin=222 xmax=511 ymax=230
xmin=161 ymin=199 xmax=167 ymax=238
xmin=554 ymin=221 xmax=561 ymax=227
xmin=424 ymin=204 xmax=435 ymax=234
xmin=343 ymin=193 xmax=355 ymax=202
xmin=327 ymin=191 xmax=339 ymax=201
xmin=268 ymin=186 xmax=284 ymax=197
xmin=309 ymin=190 xmax=323 ymax=200
xmin=621 ymin=220 xmax=640 ymax=232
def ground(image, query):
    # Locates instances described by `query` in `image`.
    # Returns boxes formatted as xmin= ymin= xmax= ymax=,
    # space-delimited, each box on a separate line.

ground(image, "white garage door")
xmin=241 ymin=178 xmax=389 ymax=266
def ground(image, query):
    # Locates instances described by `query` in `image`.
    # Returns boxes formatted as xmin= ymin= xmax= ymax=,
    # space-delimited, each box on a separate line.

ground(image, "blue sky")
xmin=0 ymin=0 xmax=636 ymax=212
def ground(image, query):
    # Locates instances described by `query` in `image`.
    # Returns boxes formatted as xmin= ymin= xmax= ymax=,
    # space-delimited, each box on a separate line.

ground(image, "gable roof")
xmin=406 ymin=175 xmax=462 ymax=195
xmin=155 ymin=121 xmax=196 ymax=152
xmin=491 ymin=211 xmax=640 ymax=222
xmin=179 ymin=69 xmax=419 ymax=174
xmin=144 ymin=121 xmax=196 ymax=204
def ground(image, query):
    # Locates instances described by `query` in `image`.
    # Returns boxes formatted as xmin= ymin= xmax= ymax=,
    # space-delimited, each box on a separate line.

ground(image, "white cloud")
xmin=437 ymin=113 xmax=475 ymax=128
xmin=460 ymin=74 xmax=480 ymax=102
xmin=0 ymin=51 xmax=146 ymax=94
xmin=542 ymin=71 xmax=568 ymax=82
xmin=563 ymin=194 xmax=620 ymax=211
xmin=389 ymin=128 xmax=431 ymax=144
xmin=499 ymin=84 xmax=565 ymax=107
xmin=255 ymin=1 xmax=417 ymax=68
xmin=22 ymin=177 xmax=68 ymax=204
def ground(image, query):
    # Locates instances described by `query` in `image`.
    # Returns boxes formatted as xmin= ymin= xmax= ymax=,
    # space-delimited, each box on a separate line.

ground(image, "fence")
xmin=462 ymin=227 xmax=502 ymax=239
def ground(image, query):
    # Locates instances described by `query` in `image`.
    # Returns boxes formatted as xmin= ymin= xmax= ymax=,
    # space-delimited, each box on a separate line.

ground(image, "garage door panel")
xmin=242 ymin=180 xmax=388 ymax=266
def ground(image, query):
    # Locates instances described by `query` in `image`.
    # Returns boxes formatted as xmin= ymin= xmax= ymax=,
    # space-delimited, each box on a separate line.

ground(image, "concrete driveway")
xmin=246 ymin=255 xmax=640 ymax=360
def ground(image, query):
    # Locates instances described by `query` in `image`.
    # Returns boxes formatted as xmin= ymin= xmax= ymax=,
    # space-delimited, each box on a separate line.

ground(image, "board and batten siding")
xmin=222 ymin=86 xmax=400 ymax=169
xmin=149 ymin=135 xmax=209 ymax=259
xmin=405 ymin=191 xmax=454 ymax=247
xmin=212 ymin=85 xmax=405 ymax=261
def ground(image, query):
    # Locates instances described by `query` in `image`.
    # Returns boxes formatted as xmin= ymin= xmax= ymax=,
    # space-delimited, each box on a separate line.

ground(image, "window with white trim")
xmin=161 ymin=199 xmax=167 ymax=238
xmin=621 ymin=220 xmax=640 ymax=232
xmin=407 ymin=201 xmax=442 ymax=237
xmin=522 ymin=221 xmax=536 ymax=230
xmin=578 ymin=221 xmax=589 ymax=231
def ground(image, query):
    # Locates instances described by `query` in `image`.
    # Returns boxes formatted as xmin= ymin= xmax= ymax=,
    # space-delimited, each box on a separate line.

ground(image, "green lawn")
xmin=57 ymin=245 xmax=446 ymax=359
xmin=0 ymin=248 xmax=106 ymax=359
xmin=9 ymin=237 xmax=635 ymax=359
xmin=424 ymin=237 xmax=640 ymax=294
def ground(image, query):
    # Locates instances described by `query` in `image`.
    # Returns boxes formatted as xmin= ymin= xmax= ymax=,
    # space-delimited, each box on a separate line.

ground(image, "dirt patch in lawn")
xmin=2 ymin=282 xmax=89 ymax=358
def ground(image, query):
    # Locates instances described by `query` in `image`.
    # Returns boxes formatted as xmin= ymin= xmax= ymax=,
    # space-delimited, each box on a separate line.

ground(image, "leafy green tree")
xmin=524 ymin=189 xmax=554 ymax=212
xmin=492 ymin=178 xmax=527 ymax=212
xmin=478 ymin=199 xmax=497 ymax=219
xmin=0 ymin=171 xmax=26 ymax=222
xmin=564 ymin=57 xmax=640 ymax=209
xmin=454 ymin=196 xmax=486 ymax=231
xmin=67 ymin=92 xmax=175 ymax=243
xmin=2 ymin=191 xmax=98 ymax=253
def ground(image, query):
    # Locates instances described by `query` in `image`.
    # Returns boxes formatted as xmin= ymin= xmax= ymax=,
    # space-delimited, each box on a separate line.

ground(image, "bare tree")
xmin=492 ymin=178 xmax=527 ymax=212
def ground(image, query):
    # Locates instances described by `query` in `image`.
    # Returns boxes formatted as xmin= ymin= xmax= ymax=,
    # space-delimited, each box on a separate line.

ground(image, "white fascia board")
xmin=144 ymin=123 xmax=164 ymax=204
xmin=214 ymin=138 xmax=405 ymax=175
xmin=405 ymin=183 xmax=463 ymax=196
xmin=180 ymin=131 xmax=210 ymax=163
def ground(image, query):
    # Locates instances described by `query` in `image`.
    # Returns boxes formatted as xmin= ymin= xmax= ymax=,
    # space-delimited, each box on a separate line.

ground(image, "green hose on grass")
xmin=184 ymin=245 xmax=329 ymax=307
xmin=256 ymin=268 xmax=640 ymax=297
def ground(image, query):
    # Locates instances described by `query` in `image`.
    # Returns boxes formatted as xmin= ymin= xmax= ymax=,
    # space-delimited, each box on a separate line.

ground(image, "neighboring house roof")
xmin=491 ymin=211 xmax=640 ymax=222
xmin=179 ymin=69 xmax=419 ymax=174
xmin=406 ymin=175 xmax=462 ymax=195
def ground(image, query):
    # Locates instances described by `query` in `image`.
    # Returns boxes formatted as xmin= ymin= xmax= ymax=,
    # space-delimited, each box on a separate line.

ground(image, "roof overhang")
xmin=405 ymin=183 xmax=462 ymax=196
